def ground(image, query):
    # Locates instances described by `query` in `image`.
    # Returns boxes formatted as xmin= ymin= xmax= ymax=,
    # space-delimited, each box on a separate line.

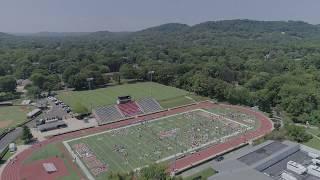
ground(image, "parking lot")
xmin=262 ymin=150 xmax=319 ymax=180
xmin=30 ymin=97 xmax=71 ymax=128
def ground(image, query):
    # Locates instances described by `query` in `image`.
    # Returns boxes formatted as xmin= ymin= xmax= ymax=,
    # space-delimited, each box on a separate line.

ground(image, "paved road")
xmin=0 ymin=128 xmax=22 ymax=154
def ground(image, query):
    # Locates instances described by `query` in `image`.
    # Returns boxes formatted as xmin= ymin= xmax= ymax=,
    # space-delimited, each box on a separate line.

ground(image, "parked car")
xmin=215 ymin=156 xmax=224 ymax=161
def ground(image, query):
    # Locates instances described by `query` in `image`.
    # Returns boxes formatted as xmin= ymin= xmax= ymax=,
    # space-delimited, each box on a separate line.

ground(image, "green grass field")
xmin=304 ymin=128 xmax=320 ymax=150
xmin=208 ymin=107 xmax=260 ymax=129
xmin=0 ymin=105 xmax=33 ymax=133
xmin=304 ymin=137 xmax=320 ymax=150
xmin=57 ymin=82 xmax=190 ymax=113
xmin=66 ymin=109 xmax=252 ymax=179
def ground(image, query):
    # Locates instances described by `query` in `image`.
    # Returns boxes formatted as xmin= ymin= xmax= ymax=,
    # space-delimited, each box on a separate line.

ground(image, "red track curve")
xmin=1 ymin=101 xmax=273 ymax=180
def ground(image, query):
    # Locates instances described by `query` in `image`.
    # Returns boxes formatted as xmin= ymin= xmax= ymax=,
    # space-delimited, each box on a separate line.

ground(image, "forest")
xmin=1 ymin=19 xmax=320 ymax=127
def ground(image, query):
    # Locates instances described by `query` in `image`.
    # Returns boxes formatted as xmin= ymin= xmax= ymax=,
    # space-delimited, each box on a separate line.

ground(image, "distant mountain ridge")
xmin=0 ymin=32 xmax=12 ymax=38
xmin=20 ymin=32 xmax=91 ymax=37
xmin=84 ymin=20 xmax=320 ymax=41
xmin=2 ymin=19 xmax=320 ymax=41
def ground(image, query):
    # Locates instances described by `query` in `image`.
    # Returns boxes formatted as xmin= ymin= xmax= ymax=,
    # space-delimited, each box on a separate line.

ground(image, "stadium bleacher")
xmin=117 ymin=101 xmax=143 ymax=117
xmin=136 ymin=97 xmax=162 ymax=113
xmin=93 ymin=97 xmax=163 ymax=125
xmin=94 ymin=106 xmax=124 ymax=124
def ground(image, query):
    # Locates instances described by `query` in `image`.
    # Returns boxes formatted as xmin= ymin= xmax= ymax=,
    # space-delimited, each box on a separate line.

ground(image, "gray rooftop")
xmin=209 ymin=167 xmax=273 ymax=180
xmin=238 ymin=141 xmax=288 ymax=166
xmin=37 ymin=120 xmax=66 ymax=131
xmin=208 ymin=140 xmax=314 ymax=180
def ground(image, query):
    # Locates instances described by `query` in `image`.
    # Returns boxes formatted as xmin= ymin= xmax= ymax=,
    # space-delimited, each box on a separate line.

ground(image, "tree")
xmin=107 ymin=164 xmax=181 ymax=180
xmin=108 ymin=171 xmax=134 ymax=180
xmin=62 ymin=66 xmax=80 ymax=83
xmin=99 ymin=65 xmax=110 ymax=73
xmin=113 ymin=73 xmax=121 ymax=84
xmin=30 ymin=73 xmax=47 ymax=89
xmin=286 ymin=125 xmax=312 ymax=143
xmin=26 ymin=85 xmax=41 ymax=98
xmin=0 ymin=75 xmax=16 ymax=92
xmin=139 ymin=164 xmax=168 ymax=180
xmin=73 ymin=102 xmax=89 ymax=114
xmin=68 ymin=73 xmax=88 ymax=90
xmin=0 ymin=65 xmax=6 ymax=76
xmin=120 ymin=64 xmax=138 ymax=79
xmin=21 ymin=126 xmax=33 ymax=144
xmin=226 ymin=86 xmax=252 ymax=105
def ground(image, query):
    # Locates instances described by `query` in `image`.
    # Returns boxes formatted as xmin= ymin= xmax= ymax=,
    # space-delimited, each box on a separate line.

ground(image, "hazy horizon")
xmin=1 ymin=0 xmax=320 ymax=33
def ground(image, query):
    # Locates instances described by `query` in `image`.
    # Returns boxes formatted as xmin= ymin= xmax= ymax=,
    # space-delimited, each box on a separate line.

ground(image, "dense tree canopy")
xmin=1 ymin=19 xmax=320 ymax=125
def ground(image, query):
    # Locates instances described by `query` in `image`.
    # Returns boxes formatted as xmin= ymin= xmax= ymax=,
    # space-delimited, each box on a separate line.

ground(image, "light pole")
xmin=148 ymin=71 xmax=155 ymax=97
xmin=86 ymin=77 xmax=94 ymax=90
xmin=174 ymin=131 xmax=177 ymax=174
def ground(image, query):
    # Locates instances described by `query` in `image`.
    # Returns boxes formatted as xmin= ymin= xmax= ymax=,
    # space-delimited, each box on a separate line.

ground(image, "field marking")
xmin=63 ymin=141 xmax=95 ymax=180
xmin=197 ymin=109 xmax=251 ymax=129
xmin=64 ymin=109 xmax=209 ymax=143
xmin=63 ymin=109 xmax=254 ymax=179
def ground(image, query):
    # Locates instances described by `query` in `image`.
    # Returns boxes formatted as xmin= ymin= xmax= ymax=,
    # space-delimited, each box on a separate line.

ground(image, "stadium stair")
xmin=118 ymin=102 xmax=143 ymax=117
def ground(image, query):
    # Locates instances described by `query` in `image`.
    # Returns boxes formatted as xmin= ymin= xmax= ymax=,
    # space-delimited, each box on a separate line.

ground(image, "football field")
xmin=64 ymin=109 xmax=253 ymax=180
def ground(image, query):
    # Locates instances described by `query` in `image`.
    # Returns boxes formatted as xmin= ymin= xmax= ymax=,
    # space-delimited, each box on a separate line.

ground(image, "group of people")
xmin=100 ymin=110 xmax=250 ymax=170
xmin=72 ymin=143 xmax=108 ymax=176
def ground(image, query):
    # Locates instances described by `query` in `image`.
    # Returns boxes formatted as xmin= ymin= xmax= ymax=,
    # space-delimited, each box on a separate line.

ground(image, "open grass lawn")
xmin=0 ymin=106 xmax=33 ymax=133
xmin=183 ymin=167 xmax=217 ymax=180
xmin=159 ymin=95 xmax=194 ymax=108
xmin=0 ymin=150 xmax=14 ymax=166
xmin=65 ymin=109 xmax=251 ymax=180
xmin=306 ymin=128 xmax=320 ymax=137
xmin=24 ymin=143 xmax=63 ymax=164
xmin=304 ymin=128 xmax=320 ymax=150
xmin=57 ymin=82 xmax=189 ymax=113
xmin=304 ymin=137 xmax=320 ymax=150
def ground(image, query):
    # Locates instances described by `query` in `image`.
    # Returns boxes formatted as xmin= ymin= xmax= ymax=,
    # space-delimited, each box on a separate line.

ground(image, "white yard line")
xmin=63 ymin=141 xmax=95 ymax=180
xmin=198 ymin=109 xmax=250 ymax=128
xmin=63 ymin=109 xmax=253 ymax=179
xmin=155 ymin=129 xmax=247 ymax=163
xmin=65 ymin=109 xmax=206 ymax=143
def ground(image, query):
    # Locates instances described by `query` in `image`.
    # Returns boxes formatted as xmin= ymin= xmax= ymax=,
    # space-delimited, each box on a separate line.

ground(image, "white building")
xmin=287 ymin=161 xmax=306 ymax=175
xmin=307 ymin=165 xmax=320 ymax=178
xmin=281 ymin=172 xmax=297 ymax=180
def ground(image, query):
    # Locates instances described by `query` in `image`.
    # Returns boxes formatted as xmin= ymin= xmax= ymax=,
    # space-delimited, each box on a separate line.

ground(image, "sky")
xmin=0 ymin=0 xmax=320 ymax=33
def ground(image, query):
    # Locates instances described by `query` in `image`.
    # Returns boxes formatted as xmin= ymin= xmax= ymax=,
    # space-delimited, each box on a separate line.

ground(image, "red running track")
xmin=1 ymin=101 xmax=273 ymax=180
